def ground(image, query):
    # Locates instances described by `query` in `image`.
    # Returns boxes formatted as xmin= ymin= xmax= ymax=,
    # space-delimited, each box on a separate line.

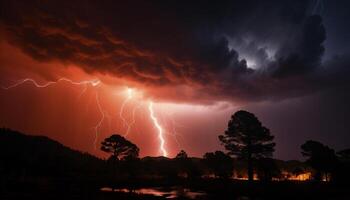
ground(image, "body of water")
xmin=101 ymin=186 xmax=207 ymax=199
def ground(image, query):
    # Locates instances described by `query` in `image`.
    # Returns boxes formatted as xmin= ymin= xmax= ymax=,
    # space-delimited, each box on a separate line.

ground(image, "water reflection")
xmin=100 ymin=186 xmax=206 ymax=199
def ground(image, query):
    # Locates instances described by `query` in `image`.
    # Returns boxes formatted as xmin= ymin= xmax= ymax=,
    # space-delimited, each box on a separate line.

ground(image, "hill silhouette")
xmin=1 ymin=128 xmax=349 ymax=200
xmin=0 ymin=128 xmax=104 ymax=178
xmin=0 ymin=128 xmax=311 ymax=182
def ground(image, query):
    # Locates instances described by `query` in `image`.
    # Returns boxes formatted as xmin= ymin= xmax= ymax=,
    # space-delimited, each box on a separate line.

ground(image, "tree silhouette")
xmin=219 ymin=110 xmax=275 ymax=182
xmin=335 ymin=148 xmax=350 ymax=184
xmin=100 ymin=134 xmax=139 ymax=161
xmin=256 ymin=158 xmax=281 ymax=181
xmin=301 ymin=140 xmax=338 ymax=181
xmin=337 ymin=148 xmax=350 ymax=161
xmin=173 ymin=150 xmax=202 ymax=179
xmin=203 ymin=151 xmax=233 ymax=178
xmin=174 ymin=150 xmax=189 ymax=177
xmin=292 ymin=166 xmax=305 ymax=179
xmin=175 ymin=150 xmax=188 ymax=159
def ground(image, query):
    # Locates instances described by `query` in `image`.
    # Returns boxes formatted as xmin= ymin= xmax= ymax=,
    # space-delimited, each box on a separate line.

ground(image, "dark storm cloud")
xmin=1 ymin=0 xmax=349 ymax=103
xmin=272 ymin=15 xmax=326 ymax=77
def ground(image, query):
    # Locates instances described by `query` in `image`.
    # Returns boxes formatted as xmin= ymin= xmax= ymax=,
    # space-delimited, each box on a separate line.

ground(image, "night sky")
xmin=0 ymin=0 xmax=349 ymax=160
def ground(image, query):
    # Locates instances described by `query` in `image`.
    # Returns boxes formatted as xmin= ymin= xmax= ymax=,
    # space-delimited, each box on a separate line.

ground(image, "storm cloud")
xmin=1 ymin=0 xmax=349 ymax=103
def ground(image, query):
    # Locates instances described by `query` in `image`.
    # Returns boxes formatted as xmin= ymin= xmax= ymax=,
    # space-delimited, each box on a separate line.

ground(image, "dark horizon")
xmin=0 ymin=127 xmax=310 ymax=162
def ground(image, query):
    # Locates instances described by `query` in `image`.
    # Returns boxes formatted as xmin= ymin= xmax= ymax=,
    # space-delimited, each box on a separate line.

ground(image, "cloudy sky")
xmin=1 ymin=0 xmax=349 ymax=160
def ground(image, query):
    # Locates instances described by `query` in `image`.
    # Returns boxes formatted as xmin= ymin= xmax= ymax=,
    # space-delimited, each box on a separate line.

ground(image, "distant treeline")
xmin=1 ymin=129 xmax=349 ymax=186
xmin=97 ymin=111 xmax=350 ymax=183
xmin=0 ymin=128 xmax=306 ymax=183
xmin=1 ymin=111 xmax=350 ymax=187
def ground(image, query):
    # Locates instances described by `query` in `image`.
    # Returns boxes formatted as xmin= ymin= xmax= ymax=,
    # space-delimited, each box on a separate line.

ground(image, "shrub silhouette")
xmin=203 ymin=151 xmax=234 ymax=178
xmin=175 ymin=150 xmax=188 ymax=159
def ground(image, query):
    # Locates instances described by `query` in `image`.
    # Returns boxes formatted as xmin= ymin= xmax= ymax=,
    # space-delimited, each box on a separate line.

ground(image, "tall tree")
xmin=219 ymin=110 xmax=275 ymax=182
xmin=174 ymin=150 xmax=189 ymax=177
xmin=101 ymin=134 xmax=139 ymax=161
xmin=301 ymin=140 xmax=338 ymax=181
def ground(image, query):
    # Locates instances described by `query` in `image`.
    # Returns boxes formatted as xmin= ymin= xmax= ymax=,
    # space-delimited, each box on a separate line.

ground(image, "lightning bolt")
xmin=93 ymin=91 xmax=105 ymax=149
xmin=148 ymin=101 xmax=168 ymax=157
xmin=119 ymin=88 xmax=133 ymax=130
xmin=1 ymin=77 xmax=105 ymax=149
xmin=3 ymin=78 xmax=177 ymax=157
xmin=119 ymin=88 xmax=142 ymax=137
xmin=168 ymin=115 xmax=185 ymax=150
xmin=2 ymin=77 xmax=100 ymax=90
xmin=124 ymin=102 xmax=142 ymax=136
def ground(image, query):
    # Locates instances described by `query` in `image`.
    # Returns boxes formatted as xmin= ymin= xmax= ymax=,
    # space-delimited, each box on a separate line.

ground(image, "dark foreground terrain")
xmin=1 ymin=129 xmax=349 ymax=200
xmin=1 ymin=178 xmax=350 ymax=200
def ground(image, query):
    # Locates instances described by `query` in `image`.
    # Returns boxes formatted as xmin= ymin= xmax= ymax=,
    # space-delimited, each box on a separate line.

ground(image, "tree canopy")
xmin=301 ymin=140 xmax=338 ymax=181
xmin=101 ymin=134 xmax=139 ymax=161
xmin=219 ymin=110 xmax=275 ymax=181
xmin=175 ymin=150 xmax=188 ymax=159
xmin=203 ymin=151 xmax=233 ymax=178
